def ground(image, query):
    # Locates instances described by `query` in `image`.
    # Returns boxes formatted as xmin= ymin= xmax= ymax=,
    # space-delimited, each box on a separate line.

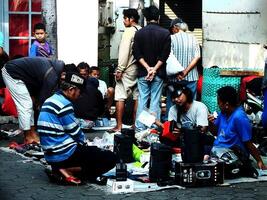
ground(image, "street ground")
xmin=1 ymin=117 xmax=267 ymax=200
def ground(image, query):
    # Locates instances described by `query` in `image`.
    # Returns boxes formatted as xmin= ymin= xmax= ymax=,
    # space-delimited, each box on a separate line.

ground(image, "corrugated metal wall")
xmin=159 ymin=0 xmax=203 ymax=45
xmin=203 ymin=0 xmax=267 ymax=68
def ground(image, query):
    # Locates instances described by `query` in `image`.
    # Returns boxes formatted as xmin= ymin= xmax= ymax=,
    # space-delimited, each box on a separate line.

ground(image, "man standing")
xmin=166 ymin=18 xmax=200 ymax=117
xmin=110 ymin=8 xmax=141 ymax=132
xmin=2 ymin=57 xmax=65 ymax=144
xmin=133 ymin=5 xmax=171 ymax=131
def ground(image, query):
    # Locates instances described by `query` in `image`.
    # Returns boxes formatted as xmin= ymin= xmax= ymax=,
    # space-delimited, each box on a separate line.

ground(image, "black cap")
xmin=170 ymin=18 xmax=184 ymax=28
xmin=64 ymin=72 xmax=85 ymax=90
xmin=168 ymin=84 xmax=184 ymax=98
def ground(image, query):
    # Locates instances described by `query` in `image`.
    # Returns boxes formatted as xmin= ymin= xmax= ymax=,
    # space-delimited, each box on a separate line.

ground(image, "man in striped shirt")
xmin=166 ymin=18 xmax=200 ymax=118
xmin=37 ymin=72 xmax=116 ymax=184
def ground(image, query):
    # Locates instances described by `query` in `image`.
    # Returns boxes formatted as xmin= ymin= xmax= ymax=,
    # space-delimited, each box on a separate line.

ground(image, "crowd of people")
xmin=0 ymin=5 xmax=267 ymax=185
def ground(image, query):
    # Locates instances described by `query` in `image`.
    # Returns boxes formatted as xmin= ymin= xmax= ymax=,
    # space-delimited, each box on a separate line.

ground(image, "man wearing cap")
xmin=133 ymin=5 xmax=171 ymax=131
xmin=37 ymin=72 xmax=116 ymax=184
xmin=2 ymin=57 xmax=65 ymax=144
xmin=166 ymin=18 xmax=200 ymax=118
xmin=168 ymin=86 xmax=209 ymax=133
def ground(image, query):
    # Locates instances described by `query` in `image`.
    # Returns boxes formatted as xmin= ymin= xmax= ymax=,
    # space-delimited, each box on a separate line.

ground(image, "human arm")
xmin=245 ymin=141 xmax=267 ymax=169
xmin=208 ymin=114 xmax=218 ymax=136
xmin=29 ymin=43 xmax=38 ymax=57
xmin=177 ymin=39 xmax=200 ymax=80
xmin=59 ymin=106 xmax=86 ymax=145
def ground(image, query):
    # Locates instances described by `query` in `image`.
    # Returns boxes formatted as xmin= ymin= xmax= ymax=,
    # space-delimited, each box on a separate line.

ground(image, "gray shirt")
xmin=168 ymin=100 xmax=208 ymax=128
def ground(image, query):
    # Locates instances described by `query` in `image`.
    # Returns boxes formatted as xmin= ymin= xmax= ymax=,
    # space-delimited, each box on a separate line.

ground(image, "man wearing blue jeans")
xmin=133 ymin=6 xmax=170 ymax=131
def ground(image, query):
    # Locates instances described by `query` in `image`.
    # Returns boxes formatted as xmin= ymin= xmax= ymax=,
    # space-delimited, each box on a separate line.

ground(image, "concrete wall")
xmin=57 ymin=0 xmax=98 ymax=66
xmin=203 ymin=0 xmax=267 ymax=69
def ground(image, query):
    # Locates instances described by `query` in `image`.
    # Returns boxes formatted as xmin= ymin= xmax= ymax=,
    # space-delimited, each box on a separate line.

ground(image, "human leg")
xmin=150 ymin=76 xmax=164 ymax=120
xmin=112 ymin=101 xmax=125 ymax=131
xmin=2 ymin=68 xmax=38 ymax=143
xmin=135 ymin=77 xmax=150 ymax=131
xmin=106 ymin=87 xmax=114 ymax=111
xmin=185 ymin=81 xmax=197 ymax=100
xmin=78 ymin=145 xmax=116 ymax=179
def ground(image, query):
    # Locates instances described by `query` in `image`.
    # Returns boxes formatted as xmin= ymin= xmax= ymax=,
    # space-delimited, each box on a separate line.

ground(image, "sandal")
xmin=107 ymin=128 xmax=121 ymax=133
xmin=65 ymin=176 xmax=82 ymax=185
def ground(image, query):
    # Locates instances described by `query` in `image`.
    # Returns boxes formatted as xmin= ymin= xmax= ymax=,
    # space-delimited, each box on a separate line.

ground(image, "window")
xmin=8 ymin=0 xmax=42 ymax=58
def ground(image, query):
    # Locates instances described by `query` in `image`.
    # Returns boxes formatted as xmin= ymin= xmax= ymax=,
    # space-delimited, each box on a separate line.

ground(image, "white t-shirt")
xmin=98 ymin=79 xmax=107 ymax=98
xmin=168 ymin=100 xmax=208 ymax=128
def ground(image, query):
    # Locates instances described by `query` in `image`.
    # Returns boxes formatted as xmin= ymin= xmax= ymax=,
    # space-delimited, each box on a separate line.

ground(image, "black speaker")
xmin=114 ymin=134 xmax=134 ymax=163
xmin=149 ymin=143 xmax=172 ymax=182
xmin=175 ymin=161 xmax=224 ymax=187
xmin=181 ymin=128 xmax=204 ymax=163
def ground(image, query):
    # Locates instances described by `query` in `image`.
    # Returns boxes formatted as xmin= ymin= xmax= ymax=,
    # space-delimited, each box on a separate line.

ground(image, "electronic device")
xmin=174 ymin=161 xmax=224 ymax=187
xmin=116 ymin=163 xmax=127 ymax=181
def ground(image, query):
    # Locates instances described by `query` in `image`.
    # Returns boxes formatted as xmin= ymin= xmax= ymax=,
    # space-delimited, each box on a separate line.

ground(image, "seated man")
xmin=74 ymin=62 xmax=104 ymax=123
xmin=37 ymin=72 xmax=116 ymax=185
xmin=89 ymin=66 xmax=114 ymax=116
xmin=208 ymin=86 xmax=266 ymax=176
xmin=168 ymin=86 xmax=214 ymax=158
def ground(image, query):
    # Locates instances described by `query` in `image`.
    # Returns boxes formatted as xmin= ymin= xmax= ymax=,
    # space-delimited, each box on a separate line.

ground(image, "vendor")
xmin=37 ymin=72 xmax=116 ymax=185
xmin=208 ymin=86 xmax=267 ymax=175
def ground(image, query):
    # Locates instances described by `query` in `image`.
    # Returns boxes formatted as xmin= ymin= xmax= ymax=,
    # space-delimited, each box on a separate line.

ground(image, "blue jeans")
xmin=164 ymin=80 xmax=197 ymax=121
xmin=135 ymin=76 xmax=164 ymax=131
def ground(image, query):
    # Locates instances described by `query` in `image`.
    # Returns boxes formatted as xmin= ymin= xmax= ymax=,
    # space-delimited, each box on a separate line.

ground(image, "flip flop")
xmin=65 ymin=176 xmax=82 ymax=185
xmin=107 ymin=128 xmax=121 ymax=133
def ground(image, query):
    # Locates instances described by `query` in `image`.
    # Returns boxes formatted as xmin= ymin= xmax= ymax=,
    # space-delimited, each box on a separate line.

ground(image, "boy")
xmin=30 ymin=23 xmax=53 ymax=58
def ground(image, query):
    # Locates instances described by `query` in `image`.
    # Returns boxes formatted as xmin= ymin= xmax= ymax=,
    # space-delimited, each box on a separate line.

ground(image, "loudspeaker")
xmin=149 ymin=143 xmax=172 ymax=182
xmin=175 ymin=161 xmax=224 ymax=187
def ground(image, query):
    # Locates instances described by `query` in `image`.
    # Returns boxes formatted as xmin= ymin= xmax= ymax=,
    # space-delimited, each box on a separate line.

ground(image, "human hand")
xmin=208 ymin=114 xmax=215 ymax=124
xmin=145 ymin=67 xmax=156 ymax=81
xmin=172 ymin=128 xmax=181 ymax=137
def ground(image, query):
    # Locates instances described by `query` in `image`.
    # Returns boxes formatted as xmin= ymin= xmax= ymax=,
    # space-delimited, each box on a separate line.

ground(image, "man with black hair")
xmin=2 ymin=57 xmax=65 ymax=144
xmin=111 ymin=8 xmax=141 ymax=132
xmin=168 ymin=86 xmax=209 ymax=135
xmin=208 ymin=86 xmax=266 ymax=170
xmin=77 ymin=62 xmax=90 ymax=79
xmin=74 ymin=62 xmax=104 ymax=121
xmin=38 ymin=72 xmax=116 ymax=185
xmin=133 ymin=5 xmax=171 ymax=131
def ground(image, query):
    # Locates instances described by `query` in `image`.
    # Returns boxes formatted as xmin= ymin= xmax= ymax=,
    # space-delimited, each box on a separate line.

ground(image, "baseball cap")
xmin=168 ymin=84 xmax=184 ymax=98
xmin=64 ymin=72 xmax=85 ymax=90
xmin=169 ymin=18 xmax=184 ymax=28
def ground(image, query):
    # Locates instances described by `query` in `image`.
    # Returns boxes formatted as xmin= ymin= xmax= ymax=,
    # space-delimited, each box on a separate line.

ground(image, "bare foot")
xmin=24 ymin=130 xmax=40 ymax=144
xmin=107 ymin=127 xmax=121 ymax=133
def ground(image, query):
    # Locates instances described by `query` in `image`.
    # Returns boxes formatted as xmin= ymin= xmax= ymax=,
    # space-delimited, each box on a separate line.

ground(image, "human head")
xmin=171 ymin=86 xmax=193 ymax=107
xmin=33 ymin=23 xmax=46 ymax=43
xmin=77 ymin=62 xmax=90 ymax=79
xmin=123 ymin=8 xmax=140 ymax=27
xmin=142 ymin=5 xmax=160 ymax=22
xmin=89 ymin=66 xmax=100 ymax=79
xmin=217 ymin=86 xmax=239 ymax=114
xmin=60 ymin=72 xmax=85 ymax=101
xmin=169 ymin=18 xmax=188 ymax=34
xmin=61 ymin=63 xmax=78 ymax=82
